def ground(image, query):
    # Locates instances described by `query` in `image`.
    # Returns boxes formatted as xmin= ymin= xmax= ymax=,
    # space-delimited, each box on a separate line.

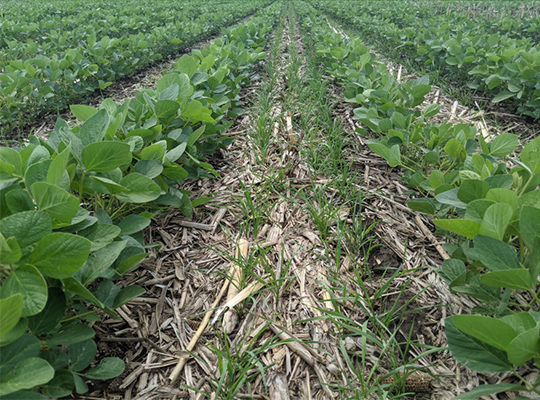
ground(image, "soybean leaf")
xmin=46 ymin=144 xmax=71 ymax=186
xmin=0 ymin=358 xmax=54 ymax=397
xmin=30 ymin=233 xmax=91 ymax=279
xmin=134 ymin=160 xmax=163 ymax=179
xmin=27 ymin=288 xmax=65 ymax=335
xmin=176 ymin=55 xmax=197 ymax=78
xmin=78 ymin=223 xmax=121 ymax=252
xmin=41 ymin=369 xmax=74 ymax=399
xmin=434 ymin=219 xmax=480 ymax=239
xmin=492 ymin=91 xmax=515 ymax=103
xmin=78 ymin=109 xmax=109 ymax=147
xmin=489 ymin=134 xmax=518 ymax=157
xmin=112 ymin=286 xmax=146 ymax=309
xmin=453 ymin=315 xmax=516 ymax=351
xmin=0 ymin=264 xmax=47 ymax=317
xmin=0 ymin=294 xmax=23 ymax=339
xmin=0 ymin=233 xmax=21 ymax=265
xmin=115 ymin=173 xmax=161 ymax=203
xmin=520 ymin=206 xmax=540 ymax=250
xmin=88 ymin=176 xmax=128 ymax=195
xmin=63 ymin=278 xmax=104 ymax=307
xmin=507 ymin=327 xmax=540 ymax=366
xmin=435 ymin=188 xmax=467 ymax=209
xmin=81 ymin=142 xmax=131 ymax=173
xmin=46 ymin=324 xmax=95 ymax=346
xmin=5 ymin=189 xmax=34 ymax=214
xmin=70 ymin=105 xmax=98 ymax=122
xmin=68 ymin=339 xmax=97 ymax=372
xmin=0 ymin=390 xmax=45 ymax=399
xmin=474 ymin=235 xmax=520 ymax=271
xmin=165 ymin=143 xmax=187 ymax=163
xmin=72 ymin=372 xmax=88 ymax=395
xmin=75 ymin=240 xmax=127 ymax=286
xmin=455 ymin=384 xmax=526 ymax=400
xmin=457 ymin=179 xmax=490 ymax=204
xmin=520 ymin=136 xmax=540 ymax=174
xmin=407 ymin=198 xmax=436 ymax=215
xmin=31 ymin=182 xmax=79 ymax=227
xmin=481 ymin=270 xmax=533 ymax=290
xmin=484 ymin=175 xmax=514 ymax=190
xmin=39 ymin=347 xmax=69 ymax=371
xmin=500 ymin=313 xmax=537 ymax=335
xmin=0 ymin=318 xmax=28 ymax=347
xmin=479 ymin=203 xmax=513 ymax=240
xmin=85 ymin=357 xmax=125 ymax=380
xmin=117 ymin=215 xmax=152 ymax=236
xmin=445 ymin=138 xmax=465 ymax=160
xmin=0 ymin=334 xmax=41 ymax=375
xmin=465 ymin=199 xmax=496 ymax=223
xmin=446 ymin=317 xmax=512 ymax=372
xmin=438 ymin=259 xmax=467 ymax=289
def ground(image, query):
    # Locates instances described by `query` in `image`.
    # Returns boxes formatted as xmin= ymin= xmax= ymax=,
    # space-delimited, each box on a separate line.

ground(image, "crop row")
xmin=0 ymin=0 xmax=272 ymax=134
xmin=297 ymin=2 xmax=540 ymax=398
xmin=309 ymin=0 xmax=540 ymax=120
xmin=0 ymin=3 xmax=281 ymax=397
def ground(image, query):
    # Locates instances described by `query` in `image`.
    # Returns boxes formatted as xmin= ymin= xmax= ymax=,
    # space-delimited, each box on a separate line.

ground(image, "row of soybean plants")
xmin=298 ymin=2 xmax=540 ymax=398
xmin=308 ymin=0 xmax=540 ymax=120
xmin=0 ymin=0 xmax=272 ymax=134
xmin=0 ymin=4 xmax=280 ymax=398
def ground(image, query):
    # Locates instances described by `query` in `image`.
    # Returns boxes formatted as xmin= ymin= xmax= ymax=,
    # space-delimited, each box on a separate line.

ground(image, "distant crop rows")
xmin=312 ymin=0 xmax=540 ymax=119
xmin=0 ymin=0 xmax=270 ymax=134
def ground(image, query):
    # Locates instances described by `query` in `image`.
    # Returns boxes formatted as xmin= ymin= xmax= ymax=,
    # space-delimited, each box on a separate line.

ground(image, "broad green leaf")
xmin=81 ymin=142 xmax=131 ymax=173
xmin=367 ymin=141 xmax=391 ymax=163
xmin=0 ymin=358 xmax=54 ymax=397
xmin=69 ymin=339 xmax=97 ymax=372
xmin=492 ymin=91 xmax=514 ymax=103
xmin=117 ymin=252 xmax=148 ymax=275
xmin=78 ymin=109 xmax=109 ymax=147
xmin=457 ymin=179 xmax=489 ymax=204
xmin=445 ymin=317 xmax=512 ymax=372
xmin=453 ymin=315 xmax=516 ymax=351
xmin=117 ymin=215 xmax=151 ymax=236
xmin=465 ymin=199 xmax=496 ymax=223
xmin=31 ymin=182 xmax=79 ymax=227
xmin=30 ymin=233 xmax=91 ymax=279
xmin=24 ymin=159 xmax=51 ymax=189
xmin=115 ymin=173 xmax=161 ymax=203
xmin=507 ymin=327 xmax=540 ymax=366
xmin=520 ymin=136 xmax=540 ymax=174
xmin=429 ymin=169 xmax=445 ymax=189
xmin=520 ymin=206 xmax=540 ymax=250
xmin=134 ymin=160 xmax=163 ymax=179
xmin=0 ymin=294 xmax=23 ymax=339
xmin=63 ymin=277 xmax=104 ymax=307
xmin=0 ymin=147 xmax=23 ymax=178
xmin=112 ymin=286 xmax=145 ymax=309
xmin=75 ymin=240 xmax=127 ymax=286
xmin=481 ymin=269 xmax=533 ymax=290
xmin=46 ymin=324 xmax=95 ymax=346
xmin=140 ymin=143 xmax=165 ymax=161
xmin=41 ymin=369 xmax=74 ymax=399
xmin=78 ymin=223 xmax=121 ymax=252
xmin=445 ymin=138 xmax=465 ymax=160
xmin=39 ymin=347 xmax=69 ymax=371
xmin=438 ymin=259 xmax=467 ymax=289
xmin=165 ymin=143 xmax=187 ymax=163
xmin=0 ymin=233 xmax=21 ymax=265
xmin=70 ymin=105 xmax=97 ymax=122
xmin=455 ymin=384 xmax=527 ymax=400
xmin=434 ymin=219 xmax=480 ymax=239
xmin=0 ymin=334 xmax=40 ymax=374
xmin=27 ymin=288 xmax=65 ymax=335
xmin=474 ymin=235 xmax=520 ymax=271
xmin=406 ymin=198 xmax=436 ymax=215
xmin=176 ymin=55 xmax=197 ymax=78
xmin=424 ymin=103 xmax=440 ymax=118
xmin=88 ymin=176 xmax=128 ymax=195
xmin=155 ymin=100 xmax=179 ymax=123
xmin=435 ymin=188 xmax=467 ymax=209
xmin=479 ymin=203 xmax=513 ymax=240
xmin=85 ymin=357 xmax=125 ymax=380
xmin=0 ymin=264 xmax=47 ymax=317
xmin=485 ymin=189 xmax=518 ymax=217
xmin=182 ymin=100 xmax=215 ymax=124
xmin=500 ymin=313 xmax=537 ymax=335
xmin=162 ymin=164 xmax=189 ymax=179
xmin=46 ymin=144 xmax=71 ymax=186
xmin=0 ymin=390 xmax=45 ymax=399
xmin=388 ymin=145 xmax=401 ymax=167
xmin=187 ymin=125 xmax=205 ymax=148
xmin=490 ymin=134 xmax=518 ymax=157
xmin=0 ymin=318 xmax=28 ymax=347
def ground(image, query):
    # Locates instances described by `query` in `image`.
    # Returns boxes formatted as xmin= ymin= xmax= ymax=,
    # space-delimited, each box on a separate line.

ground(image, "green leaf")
xmin=75 ymin=240 xmax=127 ymax=286
xmin=445 ymin=138 xmax=465 ymax=160
xmin=134 ymin=159 xmax=163 ymax=179
xmin=5 ymin=189 xmax=34 ymax=214
xmin=155 ymin=100 xmax=180 ymax=123
xmin=474 ymin=235 xmax=520 ymax=271
xmin=46 ymin=324 xmax=95 ymax=346
xmin=85 ymin=357 xmax=125 ymax=380
xmin=115 ymin=173 xmax=161 ymax=204
xmin=424 ymin=103 xmax=440 ymax=118
xmin=406 ymin=198 xmax=436 ymax=215
xmin=492 ymin=91 xmax=515 ymax=103
xmin=117 ymin=215 xmax=152 ymax=236
xmin=88 ymin=176 xmax=128 ymax=195
xmin=31 ymin=233 xmax=91 ymax=279
xmin=70 ymin=105 xmax=98 ymax=122
xmin=0 ymin=147 xmax=23 ymax=178
xmin=481 ymin=269 xmax=533 ymax=290
xmin=140 ymin=143 xmax=165 ymax=161
xmin=78 ymin=109 xmax=109 ymax=146
xmin=0 ymin=391 xmax=45 ymax=399
xmin=489 ymin=134 xmax=518 ymax=157
xmin=438 ymin=259 xmax=467 ymax=289
xmin=0 ymin=294 xmax=23 ymax=339
xmin=0 ymin=318 xmax=28 ymax=347
xmin=367 ymin=141 xmax=391 ymax=163
xmin=46 ymin=143 xmax=71 ymax=186
xmin=41 ymin=369 xmax=74 ymax=399
xmin=39 ymin=347 xmax=68 ymax=371
xmin=0 ymin=358 xmax=54 ymax=397
xmin=0 ymin=233 xmax=21 ymax=265
xmin=507 ymin=327 xmax=540 ymax=366
xmin=0 ymin=211 xmax=51 ymax=250
xmin=455 ymin=384 xmax=526 ymax=400
xmin=521 ymin=136 xmax=540 ymax=174
xmin=27 ymin=288 xmax=65 ymax=335
xmin=435 ymin=188 xmax=467 ymax=209
xmin=117 ymin=252 xmax=148 ymax=275
xmin=457 ymin=179 xmax=490 ymax=204
xmin=176 ymin=55 xmax=197 ymax=78
xmin=63 ymin=277 xmax=104 ymax=307
xmin=182 ymin=100 xmax=215 ymax=124
xmin=500 ymin=313 xmax=537 ymax=335
xmin=434 ymin=219 xmax=480 ymax=239
xmin=0 ymin=334 xmax=41 ymax=374
xmin=0 ymin=264 xmax=47 ymax=317
xmin=31 ymin=182 xmax=79 ymax=227
xmin=520 ymin=206 xmax=540 ymax=250
xmin=388 ymin=145 xmax=401 ymax=167
xmin=81 ymin=142 xmax=131 ymax=172
xmin=465 ymin=199 xmax=496 ymax=223
xmin=112 ymin=286 xmax=145 ymax=309
xmin=78 ymin=223 xmax=121 ymax=252
xmin=69 ymin=339 xmax=97 ymax=372
xmin=453 ymin=315 xmax=516 ymax=351
xmin=479 ymin=203 xmax=513 ymax=240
